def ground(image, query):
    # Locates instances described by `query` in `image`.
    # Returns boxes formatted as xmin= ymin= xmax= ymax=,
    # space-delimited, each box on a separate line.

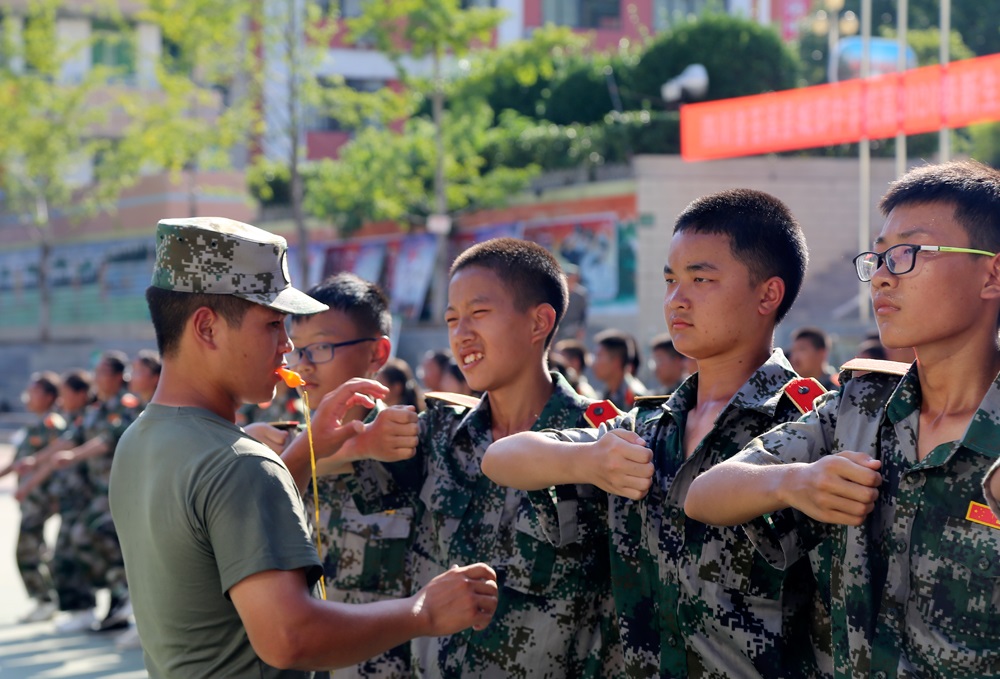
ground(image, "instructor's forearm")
xmin=685 ymin=460 xmax=794 ymax=526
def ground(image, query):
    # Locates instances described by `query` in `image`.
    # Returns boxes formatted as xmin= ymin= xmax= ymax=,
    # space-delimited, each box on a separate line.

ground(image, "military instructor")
xmin=110 ymin=217 xmax=498 ymax=678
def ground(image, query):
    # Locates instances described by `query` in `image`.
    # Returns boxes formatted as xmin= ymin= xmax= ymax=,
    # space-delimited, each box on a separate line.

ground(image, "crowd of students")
xmin=8 ymin=159 xmax=1000 ymax=678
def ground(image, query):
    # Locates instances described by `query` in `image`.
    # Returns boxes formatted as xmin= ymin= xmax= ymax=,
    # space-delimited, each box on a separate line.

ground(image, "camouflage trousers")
xmin=53 ymin=491 xmax=127 ymax=611
xmin=16 ymin=486 xmax=56 ymax=603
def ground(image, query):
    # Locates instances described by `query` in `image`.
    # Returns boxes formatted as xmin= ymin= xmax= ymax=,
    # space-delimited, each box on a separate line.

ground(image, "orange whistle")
xmin=276 ymin=366 xmax=305 ymax=388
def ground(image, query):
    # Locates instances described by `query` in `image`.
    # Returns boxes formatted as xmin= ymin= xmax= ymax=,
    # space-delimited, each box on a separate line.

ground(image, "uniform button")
xmin=669 ymin=507 xmax=681 ymax=519
xmin=874 ymin=672 xmax=887 ymax=679
xmin=668 ymin=636 xmax=678 ymax=647
xmin=895 ymin=540 xmax=906 ymax=553
xmin=979 ymin=557 xmax=991 ymax=571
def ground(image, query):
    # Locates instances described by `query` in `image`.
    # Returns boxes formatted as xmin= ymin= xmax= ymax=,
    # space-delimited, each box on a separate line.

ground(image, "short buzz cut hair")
xmin=878 ymin=160 xmax=1000 ymax=254
xmin=145 ymin=287 xmax=257 ymax=358
xmin=674 ymin=188 xmax=808 ymax=323
xmin=294 ymin=272 xmax=391 ymax=338
xmin=134 ymin=349 xmax=162 ymax=376
xmin=61 ymin=369 xmax=92 ymax=394
xmin=100 ymin=350 xmax=130 ymax=376
xmin=594 ymin=328 xmax=634 ymax=368
xmin=450 ymin=237 xmax=569 ymax=349
xmin=30 ymin=371 xmax=61 ymax=401
xmin=791 ymin=326 xmax=831 ymax=352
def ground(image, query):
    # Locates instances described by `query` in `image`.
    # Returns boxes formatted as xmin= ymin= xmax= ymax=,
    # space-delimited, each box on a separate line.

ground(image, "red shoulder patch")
xmin=120 ymin=393 xmax=140 ymax=409
xmin=783 ymin=377 xmax=826 ymax=415
xmin=583 ymin=400 xmax=621 ymax=428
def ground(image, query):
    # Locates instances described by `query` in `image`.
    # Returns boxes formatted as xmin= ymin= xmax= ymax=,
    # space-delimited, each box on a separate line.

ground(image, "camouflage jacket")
xmin=603 ymin=373 xmax=649 ymax=412
xmin=347 ymin=373 xmax=622 ymax=679
xmin=63 ymin=388 xmax=140 ymax=492
xmin=735 ymin=362 xmax=1000 ymax=679
xmin=534 ymin=349 xmax=825 ymax=678
xmin=310 ymin=401 xmax=414 ymax=601
xmin=14 ymin=410 xmax=67 ymax=504
xmin=14 ymin=411 xmax=67 ymax=462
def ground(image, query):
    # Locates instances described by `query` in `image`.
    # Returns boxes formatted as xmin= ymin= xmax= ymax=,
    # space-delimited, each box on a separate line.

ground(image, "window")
xmin=340 ymin=0 xmax=363 ymax=19
xmin=90 ymin=20 xmax=135 ymax=82
xmin=541 ymin=0 xmax=620 ymax=29
xmin=652 ymin=0 xmax=709 ymax=32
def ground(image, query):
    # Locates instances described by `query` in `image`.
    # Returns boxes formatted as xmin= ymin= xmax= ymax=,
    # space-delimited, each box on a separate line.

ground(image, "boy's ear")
xmin=531 ymin=303 xmax=558 ymax=345
xmin=370 ymin=336 xmax=392 ymax=373
xmin=191 ymin=306 xmax=221 ymax=350
xmin=757 ymin=276 xmax=786 ymax=317
xmin=981 ymin=253 xmax=1000 ymax=302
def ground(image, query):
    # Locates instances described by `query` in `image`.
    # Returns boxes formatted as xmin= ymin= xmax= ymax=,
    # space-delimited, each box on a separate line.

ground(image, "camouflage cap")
xmin=150 ymin=216 xmax=328 ymax=314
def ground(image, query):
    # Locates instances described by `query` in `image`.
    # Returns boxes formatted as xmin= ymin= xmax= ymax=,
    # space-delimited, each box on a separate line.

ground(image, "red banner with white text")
xmin=681 ymin=53 xmax=1000 ymax=161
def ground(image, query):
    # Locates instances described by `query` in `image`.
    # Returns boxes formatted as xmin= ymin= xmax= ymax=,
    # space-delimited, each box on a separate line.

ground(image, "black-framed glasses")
xmin=853 ymin=243 xmax=996 ymax=282
xmin=284 ymin=338 xmax=377 ymax=366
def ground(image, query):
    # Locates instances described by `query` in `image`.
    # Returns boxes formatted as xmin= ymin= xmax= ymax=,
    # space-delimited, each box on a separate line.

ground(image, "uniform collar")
xmin=887 ymin=363 xmax=1000 ymax=460
xmin=457 ymin=371 xmax=590 ymax=435
xmin=664 ymin=348 xmax=798 ymax=418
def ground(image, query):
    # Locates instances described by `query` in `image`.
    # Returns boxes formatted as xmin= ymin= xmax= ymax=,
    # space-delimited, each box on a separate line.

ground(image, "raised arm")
xmin=686 ymin=449 xmax=882 ymax=527
xmin=482 ymin=428 xmax=653 ymax=500
xmin=230 ymin=563 xmax=498 ymax=671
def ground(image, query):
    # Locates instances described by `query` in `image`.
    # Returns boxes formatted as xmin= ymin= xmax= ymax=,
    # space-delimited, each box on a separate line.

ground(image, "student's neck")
xmin=915 ymin=330 xmax=1000 ymax=420
xmin=487 ymin=368 xmax=554 ymax=440
xmin=694 ymin=345 xmax=773 ymax=408
xmin=682 ymin=343 xmax=772 ymax=459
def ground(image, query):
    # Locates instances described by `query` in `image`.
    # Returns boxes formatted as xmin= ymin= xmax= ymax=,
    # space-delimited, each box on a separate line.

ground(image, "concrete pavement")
xmin=0 ymin=442 xmax=148 ymax=678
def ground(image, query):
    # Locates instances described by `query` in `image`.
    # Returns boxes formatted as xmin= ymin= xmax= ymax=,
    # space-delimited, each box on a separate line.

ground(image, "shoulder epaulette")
xmin=633 ymin=394 xmax=671 ymax=406
xmin=583 ymin=400 xmax=621 ymax=428
xmin=782 ymin=377 xmax=826 ymax=415
xmin=43 ymin=412 xmax=66 ymax=430
xmin=424 ymin=391 xmax=482 ymax=410
xmin=840 ymin=357 xmax=910 ymax=377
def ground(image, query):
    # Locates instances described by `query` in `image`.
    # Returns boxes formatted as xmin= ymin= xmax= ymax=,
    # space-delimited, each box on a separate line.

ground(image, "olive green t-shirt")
xmin=110 ymin=404 xmax=323 ymax=679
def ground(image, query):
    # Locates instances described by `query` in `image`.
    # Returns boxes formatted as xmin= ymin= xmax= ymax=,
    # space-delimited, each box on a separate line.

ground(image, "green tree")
xmin=305 ymin=102 xmax=538 ymax=233
xmin=631 ymin=13 xmax=799 ymax=106
xmin=447 ymin=24 xmax=590 ymax=122
xmin=347 ymin=0 xmax=505 ymax=222
xmin=0 ymin=1 xmax=151 ymax=341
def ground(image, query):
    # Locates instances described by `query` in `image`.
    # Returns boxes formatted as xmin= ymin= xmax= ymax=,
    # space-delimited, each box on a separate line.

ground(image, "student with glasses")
xmin=686 ymin=160 xmax=1000 ymax=679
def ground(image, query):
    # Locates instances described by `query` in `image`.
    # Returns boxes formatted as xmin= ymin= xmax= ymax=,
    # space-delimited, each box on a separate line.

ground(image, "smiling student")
xmin=686 ymin=160 xmax=1000 ymax=678
xmin=341 ymin=238 xmax=623 ymax=678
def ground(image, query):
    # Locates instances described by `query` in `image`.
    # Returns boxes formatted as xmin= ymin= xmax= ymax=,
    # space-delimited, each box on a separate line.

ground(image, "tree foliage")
xmin=305 ymin=102 xmax=538 ymax=233
xmin=631 ymin=13 xmax=799 ymax=104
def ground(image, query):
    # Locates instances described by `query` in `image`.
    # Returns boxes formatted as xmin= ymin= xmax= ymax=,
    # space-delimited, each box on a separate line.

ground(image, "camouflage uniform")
xmin=237 ymin=390 xmax=305 ymax=427
xmin=348 ymin=373 xmax=623 ymax=679
xmin=54 ymin=389 xmax=139 ymax=607
xmin=734 ymin=362 xmax=1000 ymax=678
xmin=45 ymin=407 xmax=93 ymax=610
xmin=308 ymin=402 xmax=413 ymax=679
xmin=603 ymin=373 xmax=648 ymax=412
xmin=532 ymin=350 xmax=825 ymax=678
xmin=13 ymin=410 xmax=66 ymax=603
